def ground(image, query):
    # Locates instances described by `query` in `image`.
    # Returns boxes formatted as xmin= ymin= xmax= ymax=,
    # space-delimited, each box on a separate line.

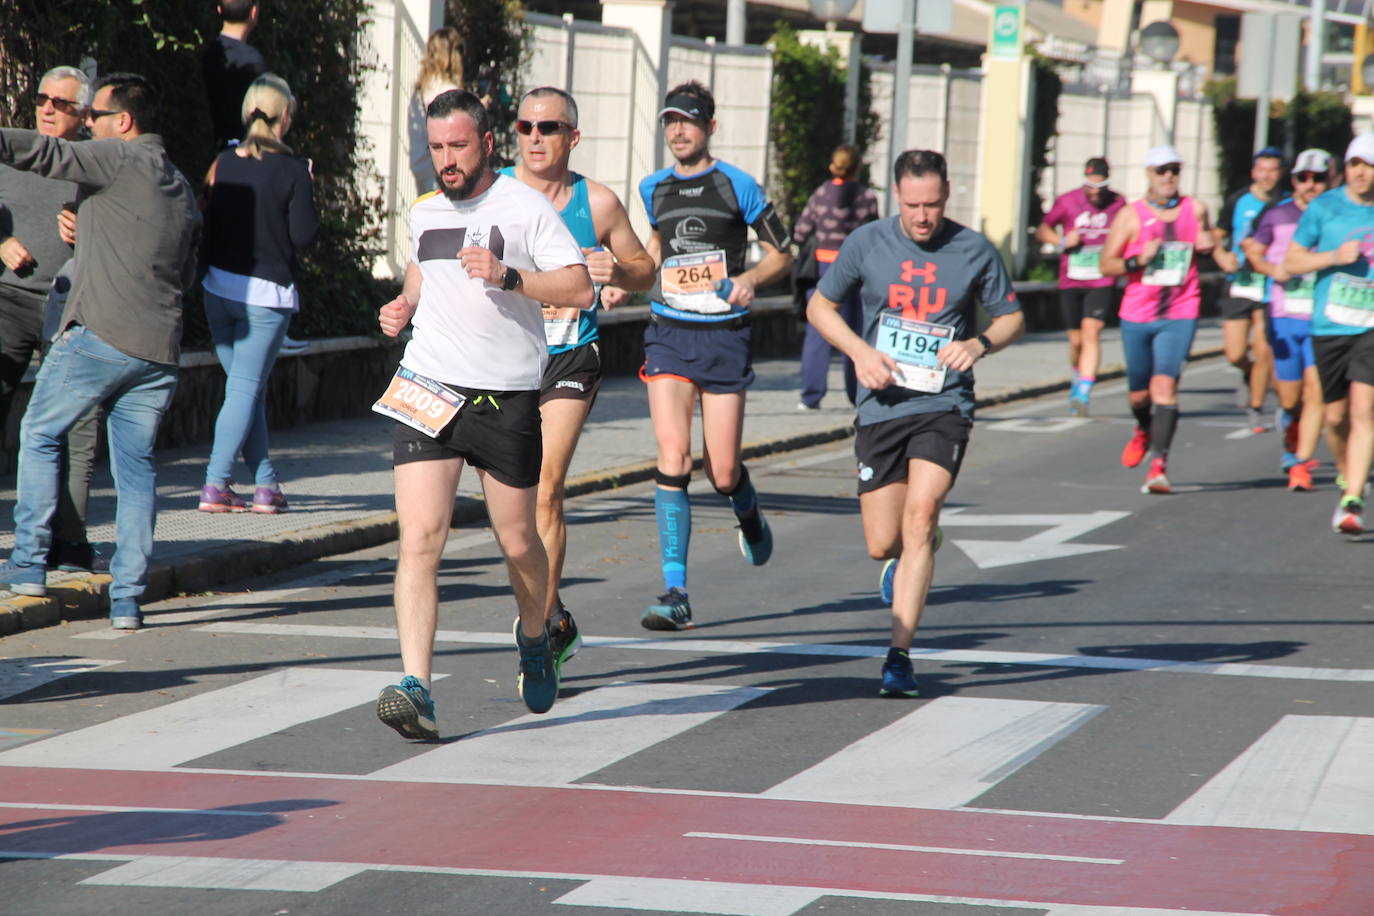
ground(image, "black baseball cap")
xmin=1084 ymin=157 xmax=1109 ymax=187
xmin=659 ymin=92 xmax=712 ymax=122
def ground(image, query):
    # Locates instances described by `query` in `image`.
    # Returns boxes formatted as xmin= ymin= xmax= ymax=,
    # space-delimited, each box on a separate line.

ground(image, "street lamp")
xmin=808 ymin=0 xmax=860 ymax=28
xmin=1139 ymin=20 xmax=1181 ymax=66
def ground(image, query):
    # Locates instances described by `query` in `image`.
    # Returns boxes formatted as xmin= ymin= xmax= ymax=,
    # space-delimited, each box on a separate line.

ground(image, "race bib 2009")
xmin=372 ymin=366 xmax=466 ymax=437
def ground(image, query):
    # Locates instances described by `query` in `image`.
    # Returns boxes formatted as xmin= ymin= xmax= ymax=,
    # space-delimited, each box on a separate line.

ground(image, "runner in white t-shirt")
xmin=373 ymin=90 xmax=592 ymax=738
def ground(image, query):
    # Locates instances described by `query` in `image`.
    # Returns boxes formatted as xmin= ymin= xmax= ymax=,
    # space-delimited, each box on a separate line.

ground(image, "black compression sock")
xmin=1150 ymin=404 xmax=1179 ymax=457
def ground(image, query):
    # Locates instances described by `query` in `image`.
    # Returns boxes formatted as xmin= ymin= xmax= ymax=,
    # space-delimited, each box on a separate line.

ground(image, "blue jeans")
xmin=799 ymin=260 xmax=861 ymax=407
xmin=1120 ymin=318 xmax=1198 ymax=392
xmin=203 ymin=292 xmax=291 ymax=487
xmin=12 ymin=326 xmax=177 ymax=599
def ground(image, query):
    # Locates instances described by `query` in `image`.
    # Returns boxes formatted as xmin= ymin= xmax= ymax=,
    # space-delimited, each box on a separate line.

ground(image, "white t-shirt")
xmin=402 ymin=174 xmax=586 ymax=390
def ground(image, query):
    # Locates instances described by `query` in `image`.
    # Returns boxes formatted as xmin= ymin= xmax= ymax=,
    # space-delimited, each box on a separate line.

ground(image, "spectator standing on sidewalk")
xmin=0 ymin=66 xmax=106 ymax=573
xmin=795 ymin=144 xmax=877 ymax=410
xmin=197 ymin=74 xmax=319 ymax=515
xmin=408 ymin=26 xmax=466 ymax=195
xmin=202 ymin=0 xmax=267 ymax=151
xmin=0 ymin=73 xmax=201 ymax=630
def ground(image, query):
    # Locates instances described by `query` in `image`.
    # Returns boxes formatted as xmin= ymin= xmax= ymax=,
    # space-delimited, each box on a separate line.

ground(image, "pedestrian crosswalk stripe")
xmin=79 ymin=856 xmax=367 ymax=892
xmin=372 ymin=681 xmax=768 ymax=784
xmin=763 ymin=697 xmax=1103 ymax=809
xmin=0 ymin=668 xmax=435 ymax=771
xmin=683 ymin=831 xmax=1124 ymax=865
xmin=0 ymin=657 xmax=122 ymax=702
xmin=1165 ymin=714 xmax=1374 ymax=836
xmin=196 ymin=621 xmax=1374 ymax=683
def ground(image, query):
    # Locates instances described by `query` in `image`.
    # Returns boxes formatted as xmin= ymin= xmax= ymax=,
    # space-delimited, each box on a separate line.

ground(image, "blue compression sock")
xmin=655 ymin=486 xmax=691 ymax=591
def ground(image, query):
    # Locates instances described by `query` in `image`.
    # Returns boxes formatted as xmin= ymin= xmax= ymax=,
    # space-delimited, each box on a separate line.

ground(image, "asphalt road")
xmin=2 ymin=358 xmax=1372 ymax=916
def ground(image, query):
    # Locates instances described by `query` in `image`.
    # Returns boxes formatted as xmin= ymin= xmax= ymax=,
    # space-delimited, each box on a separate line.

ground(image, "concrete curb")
xmin=0 ymin=346 xmax=1226 ymax=636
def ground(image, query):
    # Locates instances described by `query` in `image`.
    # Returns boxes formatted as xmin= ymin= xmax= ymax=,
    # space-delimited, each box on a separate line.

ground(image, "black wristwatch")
xmin=976 ymin=333 xmax=993 ymax=356
xmin=501 ymin=265 xmax=520 ymax=291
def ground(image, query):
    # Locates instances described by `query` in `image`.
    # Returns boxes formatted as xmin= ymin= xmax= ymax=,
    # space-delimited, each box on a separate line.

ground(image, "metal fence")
xmin=370 ymin=8 xmax=1227 ymax=277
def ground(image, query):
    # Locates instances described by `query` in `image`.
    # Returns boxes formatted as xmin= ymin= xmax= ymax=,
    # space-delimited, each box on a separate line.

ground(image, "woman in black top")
xmin=198 ymin=73 xmax=318 ymax=514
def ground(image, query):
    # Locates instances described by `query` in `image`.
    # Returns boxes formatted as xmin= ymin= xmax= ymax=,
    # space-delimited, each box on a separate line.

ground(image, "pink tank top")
xmin=1119 ymin=197 xmax=1202 ymax=322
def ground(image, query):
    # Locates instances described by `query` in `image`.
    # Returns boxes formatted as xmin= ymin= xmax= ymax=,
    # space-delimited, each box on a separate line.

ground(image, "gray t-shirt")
xmin=817 ymin=215 xmax=1019 ymax=424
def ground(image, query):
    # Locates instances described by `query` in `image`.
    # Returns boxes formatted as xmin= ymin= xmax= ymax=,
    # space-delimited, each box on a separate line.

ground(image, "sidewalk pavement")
xmin=0 ymin=320 xmax=1226 ymax=634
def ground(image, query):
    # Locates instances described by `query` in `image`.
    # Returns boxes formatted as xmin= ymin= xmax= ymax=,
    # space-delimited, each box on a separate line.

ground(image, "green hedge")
xmin=1 ymin=0 xmax=388 ymax=347
xmin=768 ymin=23 xmax=879 ymax=229
xmin=1205 ymin=77 xmax=1352 ymax=195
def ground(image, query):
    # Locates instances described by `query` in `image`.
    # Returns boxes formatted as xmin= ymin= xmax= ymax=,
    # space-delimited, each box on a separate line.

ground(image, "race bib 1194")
xmin=876 ymin=313 xmax=953 ymax=394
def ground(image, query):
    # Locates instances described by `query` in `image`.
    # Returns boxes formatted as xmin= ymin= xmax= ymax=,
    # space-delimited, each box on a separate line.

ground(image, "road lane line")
xmin=0 ymin=657 xmax=122 ymax=701
xmin=0 ymin=802 xmax=276 ymax=816
xmin=1165 ymin=714 xmax=1374 ymax=835
xmin=684 ymin=831 xmax=1124 ymax=864
xmin=372 ymin=681 xmax=768 ymax=784
xmin=0 ymin=668 xmax=435 ymax=770
xmin=195 ymin=622 xmax=1374 ymax=683
xmin=763 ymin=697 xmax=1103 ymax=809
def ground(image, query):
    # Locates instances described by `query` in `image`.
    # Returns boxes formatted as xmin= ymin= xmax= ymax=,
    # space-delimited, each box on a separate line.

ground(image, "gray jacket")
xmin=0 ymin=130 xmax=200 ymax=365
xmin=0 ymin=165 xmax=78 ymax=305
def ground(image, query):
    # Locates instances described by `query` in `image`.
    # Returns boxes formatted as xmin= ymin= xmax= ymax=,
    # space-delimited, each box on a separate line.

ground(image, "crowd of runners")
xmin=3 ymin=35 xmax=1373 ymax=735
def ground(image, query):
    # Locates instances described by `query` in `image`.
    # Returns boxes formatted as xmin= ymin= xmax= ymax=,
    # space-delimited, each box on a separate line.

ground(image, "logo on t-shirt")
xmin=417 ymin=224 xmax=507 ymax=261
xmin=670 ymin=216 xmax=714 ymax=255
xmin=888 ymin=259 xmax=946 ymax=321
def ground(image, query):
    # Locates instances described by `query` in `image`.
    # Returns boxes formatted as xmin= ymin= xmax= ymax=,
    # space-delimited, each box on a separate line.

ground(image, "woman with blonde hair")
xmin=795 ymin=144 xmax=878 ymax=409
xmin=198 ymin=73 xmax=319 ymax=513
xmin=408 ymin=26 xmax=465 ymax=192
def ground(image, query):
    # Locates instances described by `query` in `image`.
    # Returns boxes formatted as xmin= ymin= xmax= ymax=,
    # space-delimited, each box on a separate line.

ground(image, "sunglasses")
xmin=86 ymin=107 xmax=122 ymax=122
xmin=35 ymin=92 xmax=81 ymax=116
xmin=1295 ymin=171 xmax=1328 ymax=183
xmin=1152 ymin=164 xmax=1181 ymax=176
xmin=515 ymin=119 xmax=571 ymax=136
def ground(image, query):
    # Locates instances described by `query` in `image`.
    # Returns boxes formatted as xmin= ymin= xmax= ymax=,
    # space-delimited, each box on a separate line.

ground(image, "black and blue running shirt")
xmin=639 ymin=160 xmax=789 ymax=322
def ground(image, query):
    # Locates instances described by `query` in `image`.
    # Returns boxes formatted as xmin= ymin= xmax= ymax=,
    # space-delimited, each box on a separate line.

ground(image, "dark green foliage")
xmin=1027 ymin=55 xmax=1061 ymax=230
xmin=768 ymin=23 xmax=879 ymax=228
xmin=1 ymin=0 xmax=388 ymax=346
xmin=446 ymin=0 xmax=532 ymax=165
xmin=1206 ymin=77 xmax=1351 ymax=196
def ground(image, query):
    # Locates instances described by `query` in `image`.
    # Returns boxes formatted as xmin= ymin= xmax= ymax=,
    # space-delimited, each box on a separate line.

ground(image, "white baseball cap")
xmin=1293 ymin=148 xmax=1332 ymax=174
xmin=1345 ymin=133 xmax=1374 ymax=164
xmin=1144 ymin=144 xmax=1184 ymax=168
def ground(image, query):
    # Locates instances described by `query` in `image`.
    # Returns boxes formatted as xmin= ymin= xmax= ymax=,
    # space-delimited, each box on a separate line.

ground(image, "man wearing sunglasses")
xmin=0 ymin=66 xmax=109 ymax=576
xmin=1101 ymin=144 xmax=1219 ymax=495
xmin=1217 ymin=147 xmax=1285 ymax=432
xmin=0 ymin=73 xmax=201 ymax=629
xmin=635 ymin=80 xmax=793 ymax=632
xmin=497 ymin=86 xmax=655 ymax=674
xmin=1243 ymin=149 xmax=1338 ymax=491
xmin=1285 ymin=133 xmax=1374 ymax=535
xmin=1037 ymin=157 xmax=1124 ymax=416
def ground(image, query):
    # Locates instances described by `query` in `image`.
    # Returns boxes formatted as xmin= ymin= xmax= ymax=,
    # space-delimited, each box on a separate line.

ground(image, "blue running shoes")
xmin=376 ymin=676 xmax=438 ymax=739
xmin=880 ymin=648 xmax=920 ymax=697
xmin=642 ymin=588 xmax=693 ymax=631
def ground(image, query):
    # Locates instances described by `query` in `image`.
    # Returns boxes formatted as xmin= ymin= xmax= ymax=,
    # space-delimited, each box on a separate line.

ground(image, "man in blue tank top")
xmin=500 ymin=87 xmax=655 ymax=671
xmin=635 ymin=81 xmax=793 ymax=632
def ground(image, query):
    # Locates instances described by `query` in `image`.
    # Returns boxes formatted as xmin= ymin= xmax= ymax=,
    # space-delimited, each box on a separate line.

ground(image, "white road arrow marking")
xmin=985 ymin=417 xmax=1093 ymax=433
xmin=940 ymin=510 xmax=1130 ymax=569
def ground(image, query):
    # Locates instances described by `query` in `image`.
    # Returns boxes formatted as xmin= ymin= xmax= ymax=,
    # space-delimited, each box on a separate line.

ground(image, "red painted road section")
xmin=2 ymin=767 xmax=1371 ymax=913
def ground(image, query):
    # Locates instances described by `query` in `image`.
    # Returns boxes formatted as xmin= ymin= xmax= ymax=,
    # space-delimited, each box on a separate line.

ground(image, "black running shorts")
xmin=854 ymin=409 xmax=972 ymax=494
xmin=1314 ymin=330 xmax=1374 ymax=404
xmin=540 ymin=341 xmax=603 ymax=406
xmin=392 ymin=386 xmax=542 ymax=489
xmin=1219 ymin=295 xmax=1265 ymax=320
xmin=1059 ymin=286 xmax=1115 ymax=329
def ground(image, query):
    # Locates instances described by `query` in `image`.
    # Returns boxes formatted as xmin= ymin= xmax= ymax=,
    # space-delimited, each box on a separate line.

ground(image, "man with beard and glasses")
xmin=498 ymin=86 xmax=655 ymax=675
xmin=373 ymin=90 xmax=593 ymax=738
